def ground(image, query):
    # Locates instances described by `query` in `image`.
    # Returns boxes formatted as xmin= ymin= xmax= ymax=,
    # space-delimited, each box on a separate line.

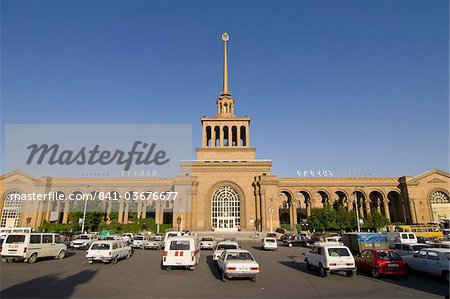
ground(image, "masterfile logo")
xmin=5 ymin=124 xmax=192 ymax=178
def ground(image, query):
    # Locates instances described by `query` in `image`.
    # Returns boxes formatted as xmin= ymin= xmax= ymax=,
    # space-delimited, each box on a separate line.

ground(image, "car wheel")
xmin=111 ymin=255 xmax=119 ymax=264
xmin=250 ymin=276 xmax=257 ymax=282
xmin=57 ymin=250 xmax=66 ymax=260
xmin=126 ymin=251 xmax=132 ymax=259
xmin=319 ymin=264 xmax=326 ymax=277
xmin=221 ymin=270 xmax=228 ymax=282
xmin=346 ymin=270 xmax=353 ymax=278
xmin=306 ymin=259 xmax=311 ymax=271
xmin=6 ymin=257 xmax=14 ymax=263
xmin=371 ymin=268 xmax=379 ymax=278
xmin=28 ymin=253 xmax=37 ymax=264
xmin=442 ymin=271 xmax=449 ymax=282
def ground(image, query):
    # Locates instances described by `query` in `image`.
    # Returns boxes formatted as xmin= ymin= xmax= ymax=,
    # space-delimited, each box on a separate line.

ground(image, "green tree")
xmin=69 ymin=200 xmax=105 ymax=232
xmin=335 ymin=205 xmax=352 ymax=231
xmin=309 ymin=206 xmax=338 ymax=232
xmin=363 ymin=212 xmax=390 ymax=232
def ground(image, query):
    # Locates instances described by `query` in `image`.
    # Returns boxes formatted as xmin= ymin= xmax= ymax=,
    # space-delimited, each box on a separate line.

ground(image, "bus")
xmin=386 ymin=224 xmax=443 ymax=239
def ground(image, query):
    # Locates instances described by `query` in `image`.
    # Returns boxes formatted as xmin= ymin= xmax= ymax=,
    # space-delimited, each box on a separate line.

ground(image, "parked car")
xmin=144 ymin=235 xmax=164 ymax=250
xmin=163 ymin=231 xmax=182 ymax=243
xmin=262 ymin=237 xmax=278 ymax=250
xmin=356 ymin=249 xmax=408 ymax=278
xmin=280 ymin=233 xmax=294 ymax=242
xmin=402 ymin=248 xmax=450 ymax=281
xmin=86 ymin=240 xmax=132 ymax=264
xmin=387 ymin=232 xmax=417 ymax=249
xmin=266 ymin=233 xmax=277 ymax=239
xmin=1 ymin=233 xmax=67 ymax=264
xmin=304 ymin=243 xmax=355 ymax=277
xmin=161 ymin=236 xmax=200 ymax=270
xmin=131 ymin=235 xmax=148 ymax=249
xmin=200 ymin=237 xmax=216 ymax=250
xmin=59 ymin=235 xmax=71 ymax=248
xmin=284 ymin=235 xmax=313 ymax=247
xmin=217 ymin=249 xmax=260 ymax=282
xmin=101 ymin=236 xmax=121 ymax=241
xmin=121 ymin=233 xmax=135 ymax=244
xmin=213 ymin=241 xmax=239 ymax=261
xmin=70 ymin=234 xmax=98 ymax=249
xmin=394 ymin=243 xmax=430 ymax=257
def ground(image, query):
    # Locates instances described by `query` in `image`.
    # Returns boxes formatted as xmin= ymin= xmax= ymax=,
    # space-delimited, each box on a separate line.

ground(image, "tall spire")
xmin=221 ymin=32 xmax=230 ymax=96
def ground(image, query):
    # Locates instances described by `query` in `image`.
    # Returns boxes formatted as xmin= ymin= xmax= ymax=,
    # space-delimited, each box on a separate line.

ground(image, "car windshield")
xmin=226 ymin=252 xmax=254 ymax=261
xmin=202 ymin=238 xmax=213 ymax=241
xmin=377 ymin=251 xmax=402 ymax=261
xmin=265 ymin=239 xmax=276 ymax=243
xmin=134 ymin=236 xmax=144 ymax=240
xmin=79 ymin=235 xmax=90 ymax=240
xmin=6 ymin=235 xmax=25 ymax=244
xmin=217 ymin=244 xmax=238 ymax=250
xmin=91 ymin=243 xmax=110 ymax=250
xmin=170 ymin=240 xmax=190 ymax=250
xmin=411 ymin=245 xmax=429 ymax=251
xmin=327 ymin=248 xmax=350 ymax=257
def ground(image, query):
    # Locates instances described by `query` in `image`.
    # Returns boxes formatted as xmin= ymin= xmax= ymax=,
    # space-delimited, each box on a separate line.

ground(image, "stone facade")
xmin=1 ymin=34 xmax=449 ymax=231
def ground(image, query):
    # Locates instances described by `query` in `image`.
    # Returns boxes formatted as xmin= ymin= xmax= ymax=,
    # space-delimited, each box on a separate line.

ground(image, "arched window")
xmin=1 ymin=192 xmax=23 ymax=227
xmin=214 ymin=126 xmax=220 ymax=146
xmin=211 ymin=186 xmax=240 ymax=230
xmin=223 ymin=126 xmax=229 ymax=146
xmin=206 ymin=126 xmax=212 ymax=146
xmin=240 ymin=126 xmax=246 ymax=146
xmin=430 ymin=191 xmax=450 ymax=204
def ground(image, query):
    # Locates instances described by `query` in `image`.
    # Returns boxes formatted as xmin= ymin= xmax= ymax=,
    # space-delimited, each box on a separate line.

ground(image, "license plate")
xmin=388 ymin=264 xmax=399 ymax=268
xmin=238 ymin=267 xmax=248 ymax=271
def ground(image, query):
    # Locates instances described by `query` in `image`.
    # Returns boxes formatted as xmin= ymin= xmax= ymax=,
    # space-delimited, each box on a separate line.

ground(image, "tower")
xmin=197 ymin=33 xmax=256 ymax=160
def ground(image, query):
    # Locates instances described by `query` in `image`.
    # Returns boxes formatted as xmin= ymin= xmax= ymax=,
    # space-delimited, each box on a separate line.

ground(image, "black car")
xmin=283 ymin=235 xmax=313 ymax=247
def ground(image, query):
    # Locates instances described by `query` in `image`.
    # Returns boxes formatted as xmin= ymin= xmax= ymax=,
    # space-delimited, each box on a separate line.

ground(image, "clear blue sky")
xmin=1 ymin=0 xmax=448 ymax=177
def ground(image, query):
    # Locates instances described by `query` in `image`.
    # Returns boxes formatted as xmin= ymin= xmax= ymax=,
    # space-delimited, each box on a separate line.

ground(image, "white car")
xmin=1 ymin=233 xmax=67 ymax=264
xmin=131 ymin=235 xmax=148 ymax=249
xmin=121 ymin=233 xmax=135 ymax=244
xmin=86 ymin=240 xmax=133 ymax=264
xmin=394 ymin=243 xmax=430 ymax=257
xmin=213 ymin=241 xmax=239 ymax=261
xmin=262 ymin=237 xmax=278 ymax=250
xmin=71 ymin=234 xmax=98 ymax=249
xmin=304 ymin=243 xmax=355 ymax=277
xmin=402 ymin=248 xmax=450 ymax=281
xmin=144 ymin=235 xmax=164 ymax=250
xmin=217 ymin=249 xmax=260 ymax=282
xmin=200 ymin=237 xmax=216 ymax=250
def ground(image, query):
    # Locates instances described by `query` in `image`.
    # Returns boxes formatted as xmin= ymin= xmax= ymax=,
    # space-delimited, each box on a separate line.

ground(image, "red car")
xmin=356 ymin=249 xmax=408 ymax=278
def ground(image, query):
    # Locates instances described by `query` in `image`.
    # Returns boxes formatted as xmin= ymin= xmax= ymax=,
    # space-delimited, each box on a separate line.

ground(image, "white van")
xmin=1 ymin=233 xmax=67 ymax=263
xmin=387 ymin=232 xmax=417 ymax=248
xmin=86 ymin=240 xmax=132 ymax=264
xmin=162 ymin=236 xmax=200 ymax=270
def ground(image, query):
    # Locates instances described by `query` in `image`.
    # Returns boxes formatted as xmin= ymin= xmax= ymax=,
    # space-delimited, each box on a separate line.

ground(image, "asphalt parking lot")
xmin=1 ymin=242 xmax=448 ymax=299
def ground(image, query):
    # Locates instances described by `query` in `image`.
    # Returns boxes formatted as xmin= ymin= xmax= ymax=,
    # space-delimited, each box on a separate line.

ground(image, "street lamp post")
xmin=81 ymin=184 xmax=90 ymax=234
